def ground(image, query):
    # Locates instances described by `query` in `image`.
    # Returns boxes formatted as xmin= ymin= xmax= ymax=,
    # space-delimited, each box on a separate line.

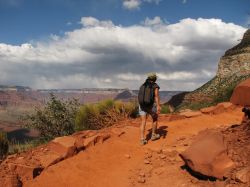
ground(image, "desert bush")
xmin=160 ymin=105 xmax=171 ymax=114
xmin=75 ymin=99 xmax=138 ymax=130
xmin=213 ymin=84 xmax=236 ymax=104
xmin=22 ymin=94 xmax=80 ymax=140
xmin=0 ymin=131 xmax=9 ymax=159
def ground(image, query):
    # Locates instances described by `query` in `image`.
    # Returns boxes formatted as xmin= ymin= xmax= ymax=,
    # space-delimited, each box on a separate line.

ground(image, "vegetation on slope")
xmin=75 ymin=99 xmax=138 ymax=130
xmin=175 ymin=74 xmax=250 ymax=111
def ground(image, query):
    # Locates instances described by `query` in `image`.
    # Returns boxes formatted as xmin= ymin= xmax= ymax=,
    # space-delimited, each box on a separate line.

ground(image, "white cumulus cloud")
xmin=0 ymin=17 xmax=246 ymax=90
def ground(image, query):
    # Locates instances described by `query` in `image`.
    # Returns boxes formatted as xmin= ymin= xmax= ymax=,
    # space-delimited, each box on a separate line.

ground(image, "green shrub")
xmin=75 ymin=99 xmax=138 ymax=130
xmin=22 ymin=94 xmax=80 ymax=140
xmin=0 ymin=131 xmax=9 ymax=160
xmin=160 ymin=105 xmax=171 ymax=114
xmin=213 ymin=84 xmax=236 ymax=103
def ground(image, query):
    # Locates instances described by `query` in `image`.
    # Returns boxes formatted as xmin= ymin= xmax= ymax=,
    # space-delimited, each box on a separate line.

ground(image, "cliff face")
xmin=174 ymin=29 xmax=250 ymax=108
xmin=217 ymin=29 xmax=250 ymax=78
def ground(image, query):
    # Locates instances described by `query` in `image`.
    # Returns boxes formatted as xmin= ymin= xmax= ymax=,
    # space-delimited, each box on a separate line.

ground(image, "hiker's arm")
xmin=154 ymin=88 xmax=161 ymax=114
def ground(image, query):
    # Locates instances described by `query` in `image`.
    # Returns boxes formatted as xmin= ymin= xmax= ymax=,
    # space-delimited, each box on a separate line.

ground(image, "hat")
xmin=147 ymin=72 xmax=157 ymax=80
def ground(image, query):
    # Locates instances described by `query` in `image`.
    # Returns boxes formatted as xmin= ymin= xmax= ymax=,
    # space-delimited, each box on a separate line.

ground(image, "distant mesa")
xmin=167 ymin=91 xmax=190 ymax=108
xmin=114 ymin=89 xmax=137 ymax=101
xmin=0 ymin=85 xmax=31 ymax=92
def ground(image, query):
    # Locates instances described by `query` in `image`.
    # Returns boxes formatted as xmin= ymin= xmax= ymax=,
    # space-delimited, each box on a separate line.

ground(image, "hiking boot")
xmin=151 ymin=133 xmax=160 ymax=141
xmin=140 ymin=139 xmax=147 ymax=145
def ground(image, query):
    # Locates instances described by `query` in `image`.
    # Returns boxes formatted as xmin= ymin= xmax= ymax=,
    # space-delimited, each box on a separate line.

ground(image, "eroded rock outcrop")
xmin=230 ymin=78 xmax=250 ymax=106
xmin=0 ymin=127 xmax=126 ymax=186
xmin=170 ymin=29 xmax=250 ymax=108
xmin=179 ymin=129 xmax=234 ymax=179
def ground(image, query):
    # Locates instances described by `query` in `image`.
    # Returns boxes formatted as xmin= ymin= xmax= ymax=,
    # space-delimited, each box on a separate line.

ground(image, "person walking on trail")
xmin=138 ymin=72 xmax=161 ymax=145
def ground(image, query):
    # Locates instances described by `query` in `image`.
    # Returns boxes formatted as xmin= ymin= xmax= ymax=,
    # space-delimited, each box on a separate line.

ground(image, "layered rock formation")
xmin=173 ymin=29 xmax=250 ymax=108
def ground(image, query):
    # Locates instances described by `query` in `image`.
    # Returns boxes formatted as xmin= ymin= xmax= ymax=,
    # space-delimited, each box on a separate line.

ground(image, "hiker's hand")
xmin=157 ymin=105 xmax=161 ymax=114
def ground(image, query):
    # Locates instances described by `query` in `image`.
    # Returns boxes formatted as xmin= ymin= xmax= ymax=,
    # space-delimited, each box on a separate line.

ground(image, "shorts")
xmin=139 ymin=104 xmax=158 ymax=121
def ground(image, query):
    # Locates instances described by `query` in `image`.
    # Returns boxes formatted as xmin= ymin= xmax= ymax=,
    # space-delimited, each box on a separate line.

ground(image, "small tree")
xmin=23 ymin=94 xmax=79 ymax=140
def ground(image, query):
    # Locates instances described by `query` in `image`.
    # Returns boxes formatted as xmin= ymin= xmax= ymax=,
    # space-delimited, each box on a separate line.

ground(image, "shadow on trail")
xmin=180 ymin=165 xmax=217 ymax=181
xmin=145 ymin=125 xmax=168 ymax=141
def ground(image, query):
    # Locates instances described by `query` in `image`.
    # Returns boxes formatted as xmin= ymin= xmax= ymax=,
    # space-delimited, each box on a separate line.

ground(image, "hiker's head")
xmin=147 ymin=72 xmax=157 ymax=82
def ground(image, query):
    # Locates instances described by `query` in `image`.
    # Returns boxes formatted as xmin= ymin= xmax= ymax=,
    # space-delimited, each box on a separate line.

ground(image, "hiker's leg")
xmin=150 ymin=104 xmax=160 ymax=140
xmin=150 ymin=104 xmax=158 ymax=134
xmin=139 ymin=105 xmax=147 ymax=140
xmin=140 ymin=114 xmax=147 ymax=140
xmin=151 ymin=115 xmax=158 ymax=134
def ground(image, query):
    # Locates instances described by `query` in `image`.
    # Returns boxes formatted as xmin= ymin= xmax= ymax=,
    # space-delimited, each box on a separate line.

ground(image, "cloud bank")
xmin=0 ymin=17 xmax=246 ymax=90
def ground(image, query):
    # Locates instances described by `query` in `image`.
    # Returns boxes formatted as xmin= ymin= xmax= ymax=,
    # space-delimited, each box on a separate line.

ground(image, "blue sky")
xmin=0 ymin=0 xmax=249 ymax=90
xmin=1 ymin=0 xmax=249 ymax=44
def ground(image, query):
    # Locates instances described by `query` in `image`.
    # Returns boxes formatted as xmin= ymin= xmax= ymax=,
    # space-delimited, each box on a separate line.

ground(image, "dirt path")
xmin=25 ymin=107 xmax=243 ymax=187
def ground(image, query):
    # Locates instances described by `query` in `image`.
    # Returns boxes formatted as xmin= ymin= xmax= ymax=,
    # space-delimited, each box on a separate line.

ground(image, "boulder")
xmin=180 ymin=129 xmax=234 ymax=179
xmin=231 ymin=78 xmax=250 ymax=106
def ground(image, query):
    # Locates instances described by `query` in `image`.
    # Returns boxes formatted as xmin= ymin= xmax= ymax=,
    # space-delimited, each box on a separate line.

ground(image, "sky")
xmin=0 ymin=0 xmax=249 ymax=90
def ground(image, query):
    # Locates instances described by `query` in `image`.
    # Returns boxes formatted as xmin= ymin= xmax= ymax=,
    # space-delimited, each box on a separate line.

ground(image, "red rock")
xmin=200 ymin=106 xmax=217 ymax=114
xmin=14 ymin=164 xmax=42 ymax=182
xmin=230 ymin=78 xmax=250 ymax=106
xmin=0 ymin=174 xmax=20 ymax=187
xmin=200 ymin=102 xmax=234 ymax=115
xmin=144 ymin=159 xmax=150 ymax=164
xmin=83 ymin=133 xmax=111 ymax=148
xmin=124 ymin=154 xmax=131 ymax=159
xmin=110 ymin=128 xmax=125 ymax=137
xmin=38 ymin=152 xmax=63 ymax=168
xmin=180 ymin=129 xmax=234 ymax=179
xmin=235 ymin=167 xmax=250 ymax=184
xmin=169 ymin=114 xmax=186 ymax=121
xmin=153 ymin=167 xmax=165 ymax=175
xmin=51 ymin=136 xmax=77 ymax=159
xmin=180 ymin=111 xmax=202 ymax=118
xmin=217 ymin=102 xmax=235 ymax=110
xmin=137 ymin=177 xmax=145 ymax=183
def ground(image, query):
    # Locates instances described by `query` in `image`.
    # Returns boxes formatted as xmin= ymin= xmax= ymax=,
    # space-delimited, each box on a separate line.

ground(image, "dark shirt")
xmin=145 ymin=79 xmax=160 ymax=95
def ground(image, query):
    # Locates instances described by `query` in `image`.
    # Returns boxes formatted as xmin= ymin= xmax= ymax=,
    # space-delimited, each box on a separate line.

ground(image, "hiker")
xmin=138 ymin=72 xmax=161 ymax=145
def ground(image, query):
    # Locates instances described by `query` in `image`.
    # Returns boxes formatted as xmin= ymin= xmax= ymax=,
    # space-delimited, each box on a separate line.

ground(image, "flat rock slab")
xmin=180 ymin=129 xmax=234 ymax=179
xmin=180 ymin=111 xmax=202 ymax=118
xmin=51 ymin=136 xmax=77 ymax=159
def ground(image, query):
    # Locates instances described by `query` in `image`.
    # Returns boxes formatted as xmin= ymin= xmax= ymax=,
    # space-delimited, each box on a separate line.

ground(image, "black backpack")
xmin=138 ymin=81 xmax=154 ymax=107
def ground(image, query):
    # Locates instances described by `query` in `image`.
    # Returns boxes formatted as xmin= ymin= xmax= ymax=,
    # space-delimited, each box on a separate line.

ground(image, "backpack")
xmin=138 ymin=81 xmax=154 ymax=107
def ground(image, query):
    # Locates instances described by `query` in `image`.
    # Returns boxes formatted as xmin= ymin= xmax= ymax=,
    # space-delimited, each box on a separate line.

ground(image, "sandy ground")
xmin=24 ymin=107 xmax=244 ymax=187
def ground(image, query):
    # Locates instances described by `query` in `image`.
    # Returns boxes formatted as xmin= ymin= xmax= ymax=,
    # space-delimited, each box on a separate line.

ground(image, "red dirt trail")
xmin=25 ymin=107 xmax=243 ymax=187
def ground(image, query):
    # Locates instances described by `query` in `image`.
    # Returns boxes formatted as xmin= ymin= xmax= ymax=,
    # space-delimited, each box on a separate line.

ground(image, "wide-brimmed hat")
xmin=147 ymin=72 xmax=157 ymax=80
